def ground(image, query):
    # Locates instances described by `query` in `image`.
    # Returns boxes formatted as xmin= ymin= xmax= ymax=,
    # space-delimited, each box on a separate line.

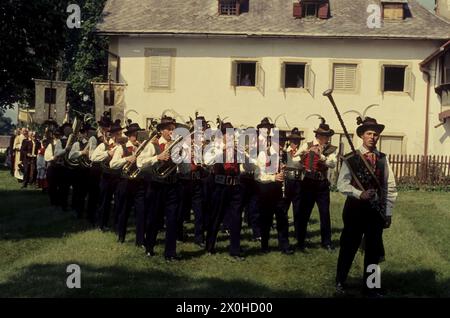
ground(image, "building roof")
xmin=420 ymin=40 xmax=450 ymax=67
xmin=97 ymin=0 xmax=450 ymax=40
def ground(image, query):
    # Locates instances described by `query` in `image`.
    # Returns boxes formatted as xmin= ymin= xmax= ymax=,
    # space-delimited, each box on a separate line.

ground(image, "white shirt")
xmin=298 ymin=139 xmax=337 ymax=169
xmin=337 ymin=145 xmax=398 ymax=216
xmin=68 ymin=138 xmax=90 ymax=160
xmin=254 ymin=147 xmax=280 ymax=183
xmin=136 ymin=136 xmax=168 ymax=169
xmin=44 ymin=139 xmax=65 ymax=162
xmin=110 ymin=140 xmax=139 ymax=169
xmin=91 ymin=138 xmax=117 ymax=163
xmin=285 ymin=145 xmax=302 ymax=169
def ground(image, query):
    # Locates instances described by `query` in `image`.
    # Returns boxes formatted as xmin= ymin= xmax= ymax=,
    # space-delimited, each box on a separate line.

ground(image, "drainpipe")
xmin=420 ymin=65 xmax=431 ymax=158
xmin=420 ymin=64 xmax=431 ymax=181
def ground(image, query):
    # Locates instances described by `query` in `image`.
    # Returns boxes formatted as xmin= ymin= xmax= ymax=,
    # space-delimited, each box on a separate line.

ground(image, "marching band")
xmin=8 ymin=90 xmax=398 ymax=296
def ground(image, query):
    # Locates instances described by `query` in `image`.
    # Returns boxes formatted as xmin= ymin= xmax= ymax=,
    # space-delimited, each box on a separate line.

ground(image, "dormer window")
xmin=293 ymin=1 xmax=329 ymax=19
xmin=218 ymin=0 xmax=249 ymax=16
xmin=382 ymin=0 xmax=409 ymax=21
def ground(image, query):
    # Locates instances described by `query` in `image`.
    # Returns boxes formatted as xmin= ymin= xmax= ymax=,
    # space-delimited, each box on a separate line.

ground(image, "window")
xmin=236 ymin=62 xmax=256 ymax=86
xmin=103 ymin=90 xmax=115 ymax=106
xmin=383 ymin=66 xmax=406 ymax=92
xmin=219 ymin=0 xmax=239 ymax=15
xmin=305 ymin=3 xmax=318 ymax=17
xmin=280 ymin=61 xmax=315 ymax=96
xmin=284 ymin=64 xmax=305 ymax=88
xmin=380 ymin=64 xmax=415 ymax=97
xmin=44 ymin=88 xmax=56 ymax=104
xmin=231 ymin=60 xmax=265 ymax=95
xmin=383 ymin=3 xmax=405 ymax=20
xmin=379 ymin=135 xmax=404 ymax=155
xmin=145 ymin=48 xmax=175 ymax=90
xmin=293 ymin=1 xmax=329 ymax=19
xmin=333 ymin=63 xmax=357 ymax=92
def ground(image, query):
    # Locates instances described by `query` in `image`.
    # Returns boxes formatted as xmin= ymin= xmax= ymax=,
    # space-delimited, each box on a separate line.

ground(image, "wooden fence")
xmin=331 ymin=154 xmax=450 ymax=186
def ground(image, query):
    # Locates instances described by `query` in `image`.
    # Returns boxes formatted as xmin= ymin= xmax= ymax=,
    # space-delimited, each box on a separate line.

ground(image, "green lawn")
xmin=0 ymin=169 xmax=449 ymax=298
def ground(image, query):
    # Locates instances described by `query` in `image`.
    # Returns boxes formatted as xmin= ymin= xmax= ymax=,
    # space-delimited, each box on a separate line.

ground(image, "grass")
xmin=0 ymin=169 xmax=449 ymax=298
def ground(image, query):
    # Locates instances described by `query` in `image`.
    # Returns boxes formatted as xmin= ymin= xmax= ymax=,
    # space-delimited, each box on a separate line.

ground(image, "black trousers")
xmin=22 ymin=157 xmax=36 ymax=187
xmin=206 ymin=183 xmax=242 ymax=256
xmin=284 ymin=179 xmax=302 ymax=238
xmin=46 ymin=164 xmax=58 ymax=206
xmin=96 ymin=172 xmax=120 ymax=229
xmin=336 ymin=197 xmax=385 ymax=287
xmin=145 ymin=181 xmax=180 ymax=258
xmin=71 ymin=167 xmax=90 ymax=218
xmin=257 ymin=182 xmax=290 ymax=251
xmin=178 ymin=178 xmax=207 ymax=244
xmin=47 ymin=163 xmax=70 ymax=209
xmin=297 ymin=178 xmax=332 ymax=246
xmin=240 ymin=178 xmax=260 ymax=239
xmin=116 ymin=178 xmax=147 ymax=245
xmin=86 ymin=164 xmax=102 ymax=225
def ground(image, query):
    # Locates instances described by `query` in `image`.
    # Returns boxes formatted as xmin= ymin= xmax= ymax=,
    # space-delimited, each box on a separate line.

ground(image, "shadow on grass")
xmin=382 ymin=269 xmax=450 ymax=297
xmin=0 ymin=263 xmax=308 ymax=298
xmin=0 ymin=189 xmax=93 ymax=241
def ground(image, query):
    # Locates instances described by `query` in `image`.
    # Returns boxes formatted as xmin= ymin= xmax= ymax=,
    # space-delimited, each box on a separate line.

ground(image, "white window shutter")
xmin=280 ymin=63 xmax=286 ymax=90
xmin=333 ymin=64 xmax=356 ymax=91
xmin=404 ymin=66 xmax=411 ymax=94
xmin=150 ymin=49 xmax=172 ymax=89
xmin=257 ymin=62 xmax=265 ymax=96
xmin=306 ymin=65 xmax=315 ymax=97
xmin=230 ymin=61 xmax=237 ymax=87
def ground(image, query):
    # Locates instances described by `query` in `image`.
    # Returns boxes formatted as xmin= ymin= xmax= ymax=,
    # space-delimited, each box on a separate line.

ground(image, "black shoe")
xmin=281 ymin=248 xmax=294 ymax=255
xmin=297 ymin=244 xmax=307 ymax=252
xmin=118 ymin=236 xmax=125 ymax=243
xmin=195 ymin=241 xmax=205 ymax=249
xmin=252 ymin=236 xmax=262 ymax=242
xmin=146 ymin=250 xmax=156 ymax=257
xmin=165 ymin=255 xmax=182 ymax=262
xmin=335 ymin=282 xmax=346 ymax=295
xmin=230 ymin=254 xmax=246 ymax=261
xmin=322 ymin=244 xmax=335 ymax=252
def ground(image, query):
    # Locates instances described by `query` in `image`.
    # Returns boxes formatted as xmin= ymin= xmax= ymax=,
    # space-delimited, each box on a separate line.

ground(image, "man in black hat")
xmin=177 ymin=115 xmax=209 ymax=248
xmin=239 ymin=126 xmax=261 ymax=242
xmin=68 ymin=122 xmax=96 ymax=219
xmin=204 ymin=121 xmax=245 ymax=260
xmin=137 ymin=116 xmax=182 ymax=261
xmin=85 ymin=112 xmax=112 ymax=225
xmin=335 ymin=117 xmax=397 ymax=296
xmin=44 ymin=127 xmax=67 ymax=208
xmin=297 ymin=120 xmax=337 ymax=251
xmin=92 ymin=119 xmax=124 ymax=231
xmin=282 ymin=128 xmax=305 ymax=240
xmin=110 ymin=121 xmax=147 ymax=246
xmin=254 ymin=118 xmax=293 ymax=255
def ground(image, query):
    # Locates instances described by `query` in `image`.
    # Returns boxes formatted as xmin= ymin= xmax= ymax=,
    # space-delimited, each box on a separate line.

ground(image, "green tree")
xmin=0 ymin=0 xmax=70 ymax=110
xmin=63 ymin=0 xmax=108 ymax=115
xmin=0 ymin=0 xmax=109 ymax=116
